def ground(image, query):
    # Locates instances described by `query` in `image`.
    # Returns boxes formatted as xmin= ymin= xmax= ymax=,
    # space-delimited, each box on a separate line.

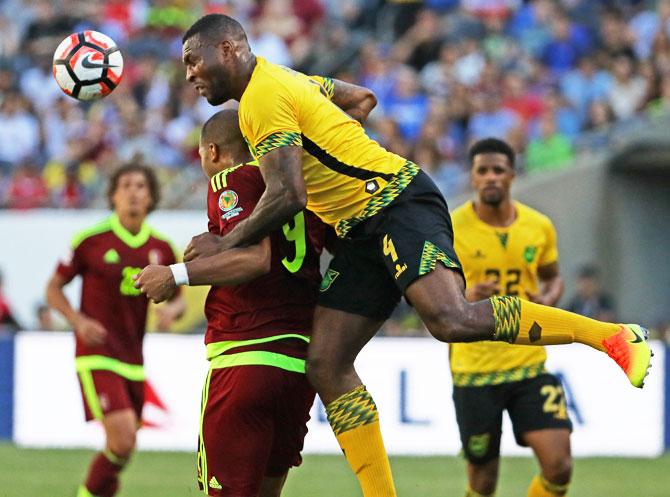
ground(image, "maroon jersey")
xmin=205 ymin=162 xmax=326 ymax=349
xmin=56 ymin=214 xmax=177 ymax=365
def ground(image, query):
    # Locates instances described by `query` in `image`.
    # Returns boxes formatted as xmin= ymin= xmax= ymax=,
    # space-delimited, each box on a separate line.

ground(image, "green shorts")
xmin=453 ymin=373 xmax=573 ymax=464
xmin=318 ymin=170 xmax=464 ymax=320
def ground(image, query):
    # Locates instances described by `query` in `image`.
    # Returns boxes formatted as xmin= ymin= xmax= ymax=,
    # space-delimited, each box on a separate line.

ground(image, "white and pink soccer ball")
xmin=52 ymin=30 xmax=124 ymax=101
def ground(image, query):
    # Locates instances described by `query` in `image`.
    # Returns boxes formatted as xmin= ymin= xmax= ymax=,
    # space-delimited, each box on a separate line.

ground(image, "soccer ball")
xmin=52 ymin=31 xmax=124 ymax=101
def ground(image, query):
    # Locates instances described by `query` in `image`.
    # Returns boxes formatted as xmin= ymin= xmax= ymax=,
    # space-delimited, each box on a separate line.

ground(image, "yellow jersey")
xmin=238 ymin=57 xmax=419 ymax=237
xmin=450 ymin=201 xmax=559 ymax=386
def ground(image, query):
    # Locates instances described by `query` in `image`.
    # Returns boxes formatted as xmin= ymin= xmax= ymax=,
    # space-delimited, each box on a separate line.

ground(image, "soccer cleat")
xmin=602 ymin=324 xmax=653 ymax=388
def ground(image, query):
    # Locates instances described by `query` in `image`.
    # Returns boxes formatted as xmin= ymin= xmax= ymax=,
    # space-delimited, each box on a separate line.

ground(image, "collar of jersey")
xmin=109 ymin=213 xmax=151 ymax=248
xmin=469 ymin=200 xmax=522 ymax=232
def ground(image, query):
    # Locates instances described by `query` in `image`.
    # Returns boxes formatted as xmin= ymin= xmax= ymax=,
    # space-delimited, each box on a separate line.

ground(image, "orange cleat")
xmin=602 ymin=324 xmax=653 ymax=388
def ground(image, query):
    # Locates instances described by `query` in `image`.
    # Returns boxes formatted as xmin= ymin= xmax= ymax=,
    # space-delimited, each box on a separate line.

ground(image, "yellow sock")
xmin=528 ymin=474 xmax=569 ymax=496
xmin=490 ymin=296 xmax=621 ymax=352
xmin=325 ymin=385 xmax=397 ymax=497
xmin=465 ymin=487 xmax=494 ymax=497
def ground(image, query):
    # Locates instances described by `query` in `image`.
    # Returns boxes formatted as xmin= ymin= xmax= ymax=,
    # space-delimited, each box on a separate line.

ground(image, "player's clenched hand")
xmin=134 ymin=265 xmax=177 ymax=303
xmin=465 ymin=280 xmax=501 ymax=302
xmin=73 ymin=314 xmax=107 ymax=346
xmin=184 ymin=232 xmax=224 ymax=261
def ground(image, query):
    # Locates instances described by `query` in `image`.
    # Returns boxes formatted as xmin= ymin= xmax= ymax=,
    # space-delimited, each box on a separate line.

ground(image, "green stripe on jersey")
xmin=109 ymin=213 xmax=152 ymax=248
xmin=452 ymin=362 xmax=547 ymax=387
xmin=335 ymin=160 xmax=420 ymax=238
xmin=205 ymin=333 xmax=310 ymax=360
xmin=71 ymin=219 xmax=112 ymax=250
xmin=71 ymin=214 xmax=155 ymax=250
xmin=75 ymin=355 xmax=145 ymax=381
xmin=210 ymin=351 xmax=306 ymax=373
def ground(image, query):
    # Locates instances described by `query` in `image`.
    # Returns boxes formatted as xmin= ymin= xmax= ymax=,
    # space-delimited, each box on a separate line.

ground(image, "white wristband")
xmin=170 ymin=263 xmax=190 ymax=286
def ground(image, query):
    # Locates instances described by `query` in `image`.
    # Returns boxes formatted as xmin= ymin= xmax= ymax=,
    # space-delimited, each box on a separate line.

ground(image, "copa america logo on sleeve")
xmin=218 ymin=190 xmax=243 ymax=220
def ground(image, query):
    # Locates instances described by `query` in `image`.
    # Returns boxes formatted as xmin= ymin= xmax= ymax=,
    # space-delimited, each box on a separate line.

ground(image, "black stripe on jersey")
xmin=302 ymin=135 xmax=394 ymax=182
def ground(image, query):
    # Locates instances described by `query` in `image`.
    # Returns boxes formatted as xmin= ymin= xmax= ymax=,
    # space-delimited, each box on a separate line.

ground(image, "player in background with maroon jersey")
xmin=46 ymin=163 xmax=185 ymax=497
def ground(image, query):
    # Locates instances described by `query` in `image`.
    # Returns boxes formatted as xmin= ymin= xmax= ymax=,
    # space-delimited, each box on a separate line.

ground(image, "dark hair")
xmin=182 ymin=14 xmax=247 ymax=44
xmin=468 ymin=137 xmax=516 ymax=169
xmin=107 ymin=162 xmax=160 ymax=213
xmin=201 ymin=109 xmax=242 ymax=146
xmin=200 ymin=109 xmax=253 ymax=165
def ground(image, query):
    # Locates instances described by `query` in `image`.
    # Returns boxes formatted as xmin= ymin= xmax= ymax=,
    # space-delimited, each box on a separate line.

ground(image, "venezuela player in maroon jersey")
xmin=46 ymin=163 xmax=185 ymax=497
xmin=135 ymin=109 xmax=328 ymax=497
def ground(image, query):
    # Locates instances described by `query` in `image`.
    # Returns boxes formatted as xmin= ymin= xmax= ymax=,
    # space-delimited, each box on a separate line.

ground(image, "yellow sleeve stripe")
xmin=255 ymin=131 xmax=302 ymax=158
xmin=210 ymin=163 xmax=245 ymax=192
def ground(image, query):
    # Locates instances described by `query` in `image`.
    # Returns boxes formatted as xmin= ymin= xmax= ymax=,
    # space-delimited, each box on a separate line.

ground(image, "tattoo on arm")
xmin=219 ymin=146 xmax=306 ymax=250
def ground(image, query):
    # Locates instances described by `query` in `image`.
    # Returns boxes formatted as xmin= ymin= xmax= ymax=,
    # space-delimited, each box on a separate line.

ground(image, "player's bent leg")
xmin=258 ymin=474 xmax=288 ymax=497
xmin=405 ymin=265 xmax=494 ymax=343
xmin=466 ymin=459 xmax=499 ymax=497
xmin=308 ymin=306 xmax=397 ymax=497
xmin=80 ymin=408 xmax=137 ymax=497
xmin=406 ymin=265 xmax=652 ymax=387
xmin=523 ymin=429 xmax=572 ymax=497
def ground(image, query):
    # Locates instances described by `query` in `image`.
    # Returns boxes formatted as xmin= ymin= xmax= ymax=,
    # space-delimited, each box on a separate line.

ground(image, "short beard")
xmin=481 ymin=192 xmax=503 ymax=207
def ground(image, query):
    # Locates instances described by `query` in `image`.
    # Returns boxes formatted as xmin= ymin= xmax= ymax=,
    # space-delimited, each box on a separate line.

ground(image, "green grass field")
xmin=1 ymin=443 xmax=669 ymax=497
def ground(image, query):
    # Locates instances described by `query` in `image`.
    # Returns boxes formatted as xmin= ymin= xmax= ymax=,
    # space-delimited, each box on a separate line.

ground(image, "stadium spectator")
xmin=54 ymin=164 xmax=89 ymax=208
xmin=0 ymin=92 xmax=40 ymax=167
xmin=35 ymin=302 xmax=57 ymax=331
xmin=467 ymin=91 xmax=521 ymax=142
xmin=525 ymin=111 xmax=574 ymax=173
xmin=565 ymin=264 xmax=616 ymax=322
xmin=608 ymin=52 xmax=648 ymax=119
xmin=5 ymin=161 xmax=50 ymax=209
xmin=541 ymin=10 xmax=592 ymax=76
xmin=578 ymin=99 xmax=616 ymax=148
xmin=385 ymin=66 xmax=430 ymax=141
xmin=560 ymin=55 xmax=613 ymax=120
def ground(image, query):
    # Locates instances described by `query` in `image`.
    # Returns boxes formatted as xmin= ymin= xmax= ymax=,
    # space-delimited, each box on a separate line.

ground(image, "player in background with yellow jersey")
xmin=180 ymin=14 xmax=651 ymax=497
xmin=451 ymin=138 xmax=572 ymax=497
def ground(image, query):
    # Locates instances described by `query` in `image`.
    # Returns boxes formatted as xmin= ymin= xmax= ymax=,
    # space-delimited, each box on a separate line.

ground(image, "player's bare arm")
xmin=46 ymin=272 xmax=107 ymax=346
xmin=527 ymin=262 xmax=564 ymax=306
xmin=331 ymin=79 xmax=377 ymax=123
xmin=135 ymin=237 xmax=271 ymax=302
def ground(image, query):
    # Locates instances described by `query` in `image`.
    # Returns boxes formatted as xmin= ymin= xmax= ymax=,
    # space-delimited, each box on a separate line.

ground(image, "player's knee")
xmin=541 ymin=454 xmax=572 ymax=484
xmin=107 ymin=429 xmax=136 ymax=459
xmin=305 ymin=353 xmax=330 ymax=392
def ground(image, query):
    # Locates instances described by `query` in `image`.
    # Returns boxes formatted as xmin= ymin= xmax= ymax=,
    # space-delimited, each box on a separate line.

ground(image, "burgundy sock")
xmin=83 ymin=452 xmax=124 ymax=497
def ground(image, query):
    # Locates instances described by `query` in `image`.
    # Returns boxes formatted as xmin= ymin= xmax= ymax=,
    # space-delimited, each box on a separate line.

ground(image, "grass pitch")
xmin=1 ymin=443 xmax=668 ymax=496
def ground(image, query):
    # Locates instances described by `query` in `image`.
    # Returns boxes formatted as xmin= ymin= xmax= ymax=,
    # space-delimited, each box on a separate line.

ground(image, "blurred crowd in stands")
xmin=2 ymin=0 xmax=670 ymax=209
